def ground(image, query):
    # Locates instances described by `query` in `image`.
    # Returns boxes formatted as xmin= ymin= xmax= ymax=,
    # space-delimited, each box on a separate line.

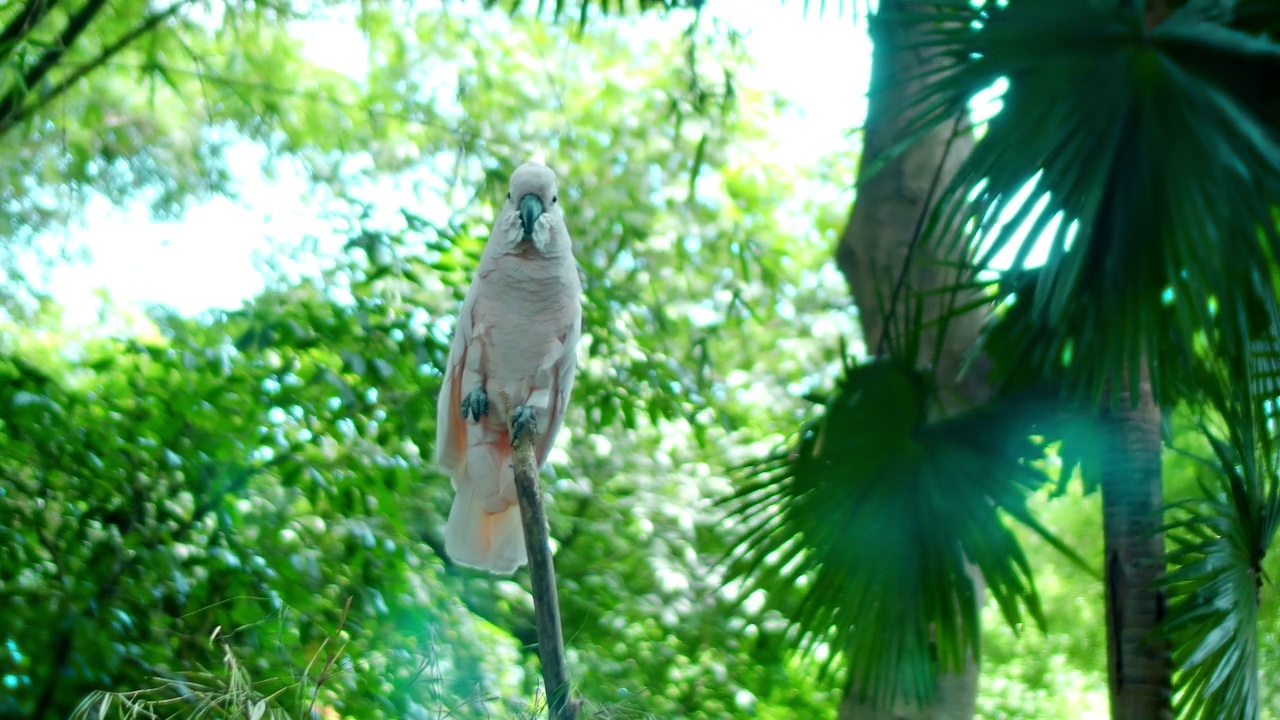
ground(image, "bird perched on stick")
xmin=435 ymin=162 xmax=583 ymax=574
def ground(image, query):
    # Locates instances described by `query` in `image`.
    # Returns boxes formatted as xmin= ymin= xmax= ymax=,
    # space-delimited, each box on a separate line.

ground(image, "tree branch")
xmin=0 ymin=0 xmax=196 ymax=138
xmin=0 ymin=0 xmax=108 ymax=130
xmin=511 ymin=426 xmax=579 ymax=720
xmin=0 ymin=0 xmax=58 ymax=67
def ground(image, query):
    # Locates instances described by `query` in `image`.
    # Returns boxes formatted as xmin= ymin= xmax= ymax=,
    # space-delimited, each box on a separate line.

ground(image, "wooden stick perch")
xmin=511 ymin=425 xmax=579 ymax=720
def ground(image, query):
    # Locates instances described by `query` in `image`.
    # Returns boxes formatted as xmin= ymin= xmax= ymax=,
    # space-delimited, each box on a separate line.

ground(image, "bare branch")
xmin=512 ymin=421 xmax=580 ymax=720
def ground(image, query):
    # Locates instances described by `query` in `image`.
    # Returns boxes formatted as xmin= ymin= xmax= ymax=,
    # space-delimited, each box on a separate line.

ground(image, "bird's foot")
xmin=510 ymin=405 xmax=537 ymax=446
xmin=460 ymin=387 xmax=489 ymax=422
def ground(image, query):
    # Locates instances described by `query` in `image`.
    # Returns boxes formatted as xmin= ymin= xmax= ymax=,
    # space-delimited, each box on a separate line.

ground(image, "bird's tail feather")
xmin=444 ymin=487 xmax=526 ymax=575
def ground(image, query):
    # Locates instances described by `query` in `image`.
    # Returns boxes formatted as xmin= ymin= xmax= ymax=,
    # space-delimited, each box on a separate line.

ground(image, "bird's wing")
xmin=435 ymin=284 xmax=480 ymax=479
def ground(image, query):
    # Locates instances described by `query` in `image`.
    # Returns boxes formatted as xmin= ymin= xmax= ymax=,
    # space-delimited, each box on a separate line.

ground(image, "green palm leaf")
xmin=720 ymin=357 xmax=1086 ymax=709
xmin=895 ymin=0 xmax=1280 ymax=403
xmin=1160 ymin=430 xmax=1279 ymax=719
xmin=1158 ymin=324 xmax=1280 ymax=720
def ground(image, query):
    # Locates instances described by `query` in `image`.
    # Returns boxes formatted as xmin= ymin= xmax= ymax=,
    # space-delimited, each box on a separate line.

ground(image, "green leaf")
xmin=903 ymin=0 xmax=1280 ymax=405
xmin=721 ymin=357 xmax=1057 ymax=709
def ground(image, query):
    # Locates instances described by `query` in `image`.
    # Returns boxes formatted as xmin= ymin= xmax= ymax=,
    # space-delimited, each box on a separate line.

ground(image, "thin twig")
xmin=306 ymin=595 xmax=353 ymax=718
xmin=511 ymin=422 xmax=579 ymax=720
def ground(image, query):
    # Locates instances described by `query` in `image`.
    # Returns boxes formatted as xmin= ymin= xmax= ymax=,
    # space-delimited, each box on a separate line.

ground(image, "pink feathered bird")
xmin=435 ymin=162 xmax=582 ymax=574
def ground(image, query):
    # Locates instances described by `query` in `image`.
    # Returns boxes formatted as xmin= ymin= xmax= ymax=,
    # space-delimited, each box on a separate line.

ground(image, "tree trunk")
xmin=835 ymin=3 xmax=988 ymax=719
xmin=1099 ymin=5 xmax=1174 ymax=717
xmin=1100 ymin=365 xmax=1172 ymax=720
xmin=837 ymin=1 xmax=988 ymax=410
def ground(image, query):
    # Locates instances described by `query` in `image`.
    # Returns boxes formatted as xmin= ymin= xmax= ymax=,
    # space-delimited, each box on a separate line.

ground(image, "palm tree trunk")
xmin=1098 ymin=3 xmax=1174 ymax=714
xmin=1100 ymin=365 xmax=1172 ymax=720
xmin=835 ymin=2 xmax=987 ymax=718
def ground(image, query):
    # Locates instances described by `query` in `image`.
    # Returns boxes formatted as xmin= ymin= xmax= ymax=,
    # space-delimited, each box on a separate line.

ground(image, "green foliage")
xmin=480 ymin=0 xmax=706 ymax=25
xmin=1162 ymin=435 xmax=1275 ymax=719
xmin=513 ymin=3 xmax=1280 ymax=716
xmin=509 ymin=2 xmax=1280 ymax=717
xmin=0 ymin=240 xmax=509 ymax=717
xmin=0 ymin=3 xmax=852 ymax=718
xmin=1155 ymin=334 xmax=1280 ymax=720
xmin=3 ymin=0 xmax=286 ymax=238
xmin=857 ymin=1 xmax=1280 ymax=714
xmin=722 ymin=357 xmax=1083 ymax=709
xmin=977 ymin=486 xmax=1109 ymax=719
xmin=900 ymin=0 xmax=1280 ymax=407
xmin=1 ymin=0 xmax=468 ymax=300
xmin=8 ymin=0 xmax=1280 ymax=717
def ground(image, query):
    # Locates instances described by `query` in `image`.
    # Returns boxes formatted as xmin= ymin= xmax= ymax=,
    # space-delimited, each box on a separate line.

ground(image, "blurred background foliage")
xmin=0 ymin=0 xmax=1277 ymax=718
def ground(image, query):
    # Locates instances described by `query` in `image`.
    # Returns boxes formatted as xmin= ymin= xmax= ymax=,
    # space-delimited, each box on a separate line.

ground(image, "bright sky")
xmin=40 ymin=0 xmax=871 ymax=328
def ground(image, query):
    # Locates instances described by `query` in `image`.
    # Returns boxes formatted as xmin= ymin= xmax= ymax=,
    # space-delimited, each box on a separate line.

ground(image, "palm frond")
xmin=1159 ymin=433 xmax=1278 ymax=720
xmin=893 ymin=0 xmax=1280 ymax=403
xmin=719 ymin=357 xmax=1075 ymax=710
xmin=1156 ymin=316 xmax=1280 ymax=720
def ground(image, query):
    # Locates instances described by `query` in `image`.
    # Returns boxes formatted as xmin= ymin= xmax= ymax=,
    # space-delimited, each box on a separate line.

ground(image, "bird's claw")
xmin=460 ymin=387 xmax=489 ymax=422
xmin=510 ymin=405 xmax=537 ymax=446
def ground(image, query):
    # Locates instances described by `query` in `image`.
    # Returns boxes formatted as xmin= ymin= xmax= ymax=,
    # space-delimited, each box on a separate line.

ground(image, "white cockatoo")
xmin=435 ymin=161 xmax=582 ymax=574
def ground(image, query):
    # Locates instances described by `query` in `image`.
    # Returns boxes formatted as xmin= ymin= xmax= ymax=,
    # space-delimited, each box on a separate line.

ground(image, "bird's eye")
xmin=507 ymin=192 xmax=511 ymax=200
xmin=552 ymin=194 xmax=558 ymax=204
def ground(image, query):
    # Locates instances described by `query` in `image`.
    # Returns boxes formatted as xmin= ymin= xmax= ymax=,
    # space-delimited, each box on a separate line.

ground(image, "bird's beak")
xmin=518 ymin=194 xmax=544 ymax=240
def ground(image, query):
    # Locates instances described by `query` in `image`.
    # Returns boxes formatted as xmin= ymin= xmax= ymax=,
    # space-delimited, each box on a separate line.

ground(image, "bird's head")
xmin=504 ymin=162 xmax=561 ymax=252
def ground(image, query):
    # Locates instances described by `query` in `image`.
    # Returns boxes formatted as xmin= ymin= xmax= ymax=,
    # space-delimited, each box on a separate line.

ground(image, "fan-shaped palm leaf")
xmin=892 ymin=0 xmax=1280 ymax=403
xmin=1160 ymin=444 xmax=1277 ymax=719
xmin=1158 ymin=330 xmax=1280 ymax=720
xmin=720 ymin=356 xmax=1089 ymax=709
